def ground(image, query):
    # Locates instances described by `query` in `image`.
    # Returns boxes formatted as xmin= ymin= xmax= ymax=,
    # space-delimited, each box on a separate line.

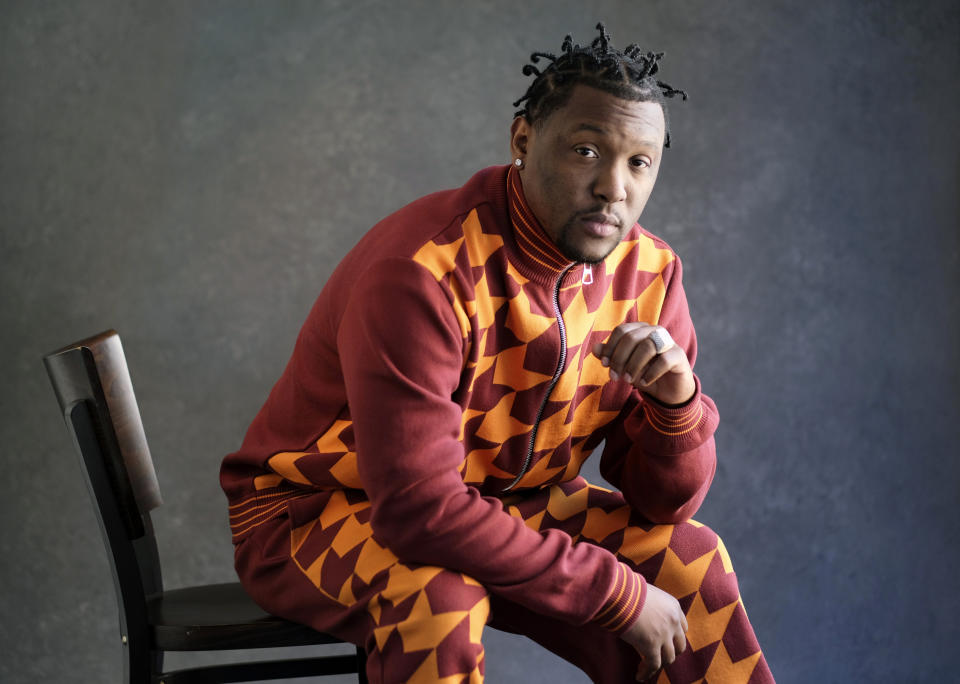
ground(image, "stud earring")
xmin=514 ymin=158 xmax=524 ymax=168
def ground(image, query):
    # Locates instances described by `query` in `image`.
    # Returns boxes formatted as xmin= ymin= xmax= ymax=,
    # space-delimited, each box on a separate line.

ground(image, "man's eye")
xmin=631 ymin=158 xmax=650 ymax=168
xmin=575 ymin=147 xmax=598 ymax=158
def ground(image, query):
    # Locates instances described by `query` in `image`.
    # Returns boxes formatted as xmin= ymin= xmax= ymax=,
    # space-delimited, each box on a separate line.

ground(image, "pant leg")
xmin=498 ymin=478 xmax=774 ymax=683
xmin=235 ymin=490 xmax=489 ymax=684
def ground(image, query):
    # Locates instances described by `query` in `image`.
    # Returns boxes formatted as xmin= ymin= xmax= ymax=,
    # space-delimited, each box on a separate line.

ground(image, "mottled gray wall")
xmin=2 ymin=1 xmax=958 ymax=682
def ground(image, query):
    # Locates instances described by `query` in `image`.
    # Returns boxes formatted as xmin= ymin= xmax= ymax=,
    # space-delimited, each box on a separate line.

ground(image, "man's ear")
xmin=510 ymin=116 xmax=533 ymax=160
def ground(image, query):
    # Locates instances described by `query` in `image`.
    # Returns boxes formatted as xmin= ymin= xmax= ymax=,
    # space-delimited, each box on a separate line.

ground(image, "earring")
xmin=514 ymin=158 xmax=524 ymax=169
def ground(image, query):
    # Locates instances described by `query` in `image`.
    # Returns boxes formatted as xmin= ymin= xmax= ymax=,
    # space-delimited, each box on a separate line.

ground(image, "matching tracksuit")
xmin=220 ymin=164 xmax=773 ymax=683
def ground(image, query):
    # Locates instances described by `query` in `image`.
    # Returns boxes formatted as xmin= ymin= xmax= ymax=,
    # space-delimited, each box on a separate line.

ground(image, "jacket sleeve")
xmin=337 ymin=256 xmax=635 ymax=628
xmin=599 ymin=255 xmax=720 ymax=524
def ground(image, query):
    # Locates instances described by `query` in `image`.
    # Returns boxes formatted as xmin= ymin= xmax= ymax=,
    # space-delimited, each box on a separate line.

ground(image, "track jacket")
xmin=220 ymin=164 xmax=719 ymax=634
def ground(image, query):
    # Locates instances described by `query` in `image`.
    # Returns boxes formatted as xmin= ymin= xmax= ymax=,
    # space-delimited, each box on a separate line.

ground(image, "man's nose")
xmin=592 ymin=163 xmax=627 ymax=203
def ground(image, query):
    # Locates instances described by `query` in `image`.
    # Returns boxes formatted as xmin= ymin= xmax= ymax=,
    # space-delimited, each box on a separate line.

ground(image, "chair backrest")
xmin=44 ymin=330 xmax=165 ymax=642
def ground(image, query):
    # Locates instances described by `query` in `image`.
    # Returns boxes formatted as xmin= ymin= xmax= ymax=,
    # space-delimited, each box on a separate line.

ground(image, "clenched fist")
xmin=592 ymin=322 xmax=695 ymax=406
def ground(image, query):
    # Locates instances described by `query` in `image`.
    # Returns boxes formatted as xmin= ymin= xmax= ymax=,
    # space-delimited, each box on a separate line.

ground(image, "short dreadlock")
xmin=512 ymin=23 xmax=687 ymax=147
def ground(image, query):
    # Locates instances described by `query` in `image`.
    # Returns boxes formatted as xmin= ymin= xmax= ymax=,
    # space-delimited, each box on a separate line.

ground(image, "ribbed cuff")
xmin=642 ymin=377 xmax=705 ymax=438
xmin=591 ymin=562 xmax=648 ymax=635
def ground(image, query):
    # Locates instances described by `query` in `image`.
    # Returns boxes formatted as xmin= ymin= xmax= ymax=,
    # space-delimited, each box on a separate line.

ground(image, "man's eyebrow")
xmin=573 ymin=123 xmax=606 ymax=134
xmin=571 ymin=122 xmax=661 ymax=148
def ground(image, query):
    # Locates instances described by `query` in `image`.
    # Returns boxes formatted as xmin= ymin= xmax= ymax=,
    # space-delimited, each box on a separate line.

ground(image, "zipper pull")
xmin=581 ymin=264 xmax=593 ymax=285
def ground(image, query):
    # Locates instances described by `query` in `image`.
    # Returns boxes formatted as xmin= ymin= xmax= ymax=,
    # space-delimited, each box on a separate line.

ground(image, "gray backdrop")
xmin=2 ymin=1 xmax=958 ymax=682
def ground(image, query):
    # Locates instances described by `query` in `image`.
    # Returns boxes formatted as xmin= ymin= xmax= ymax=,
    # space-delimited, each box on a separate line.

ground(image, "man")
xmin=221 ymin=24 xmax=773 ymax=683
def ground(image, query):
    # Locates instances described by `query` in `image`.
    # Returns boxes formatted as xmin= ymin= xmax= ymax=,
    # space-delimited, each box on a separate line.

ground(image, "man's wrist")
xmin=641 ymin=375 xmax=706 ymax=439
xmin=643 ymin=387 xmax=697 ymax=409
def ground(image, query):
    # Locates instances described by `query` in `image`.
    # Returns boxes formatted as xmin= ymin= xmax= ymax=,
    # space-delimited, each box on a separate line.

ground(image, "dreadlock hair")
xmin=512 ymin=23 xmax=687 ymax=147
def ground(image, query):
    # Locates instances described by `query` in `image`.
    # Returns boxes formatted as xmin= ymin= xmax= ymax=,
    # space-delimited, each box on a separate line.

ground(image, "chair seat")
xmin=46 ymin=332 xmax=366 ymax=681
xmin=149 ymin=582 xmax=347 ymax=651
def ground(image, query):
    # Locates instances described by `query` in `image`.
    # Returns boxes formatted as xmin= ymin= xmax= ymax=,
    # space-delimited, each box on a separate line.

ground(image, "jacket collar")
xmin=506 ymin=164 xmax=577 ymax=283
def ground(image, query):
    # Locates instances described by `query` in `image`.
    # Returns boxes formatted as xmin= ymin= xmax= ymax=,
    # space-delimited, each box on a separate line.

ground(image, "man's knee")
xmin=614 ymin=519 xmax=740 ymax=601
xmin=645 ymin=521 xmax=741 ymax=609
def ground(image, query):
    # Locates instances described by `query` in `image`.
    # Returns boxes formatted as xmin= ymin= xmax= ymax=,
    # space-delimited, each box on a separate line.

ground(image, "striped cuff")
xmin=228 ymin=483 xmax=310 ymax=542
xmin=592 ymin=562 xmax=648 ymax=635
xmin=642 ymin=387 xmax=705 ymax=438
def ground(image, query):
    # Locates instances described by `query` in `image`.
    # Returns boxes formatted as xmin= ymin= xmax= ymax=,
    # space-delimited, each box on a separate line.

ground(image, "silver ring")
xmin=648 ymin=327 xmax=675 ymax=354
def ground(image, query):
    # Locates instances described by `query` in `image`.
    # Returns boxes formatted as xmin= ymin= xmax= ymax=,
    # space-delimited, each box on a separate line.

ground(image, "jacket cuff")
xmin=641 ymin=375 xmax=708 ymax=438
xmin=591 ymin=562 xmax=647 ymax=635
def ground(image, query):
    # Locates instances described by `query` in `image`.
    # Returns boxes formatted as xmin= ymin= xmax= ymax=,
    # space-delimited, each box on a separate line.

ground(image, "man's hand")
xmin=620 ymin=584 xmax=689 ymax=682
xmin=592 ymin=322 xmax=695 ymax=406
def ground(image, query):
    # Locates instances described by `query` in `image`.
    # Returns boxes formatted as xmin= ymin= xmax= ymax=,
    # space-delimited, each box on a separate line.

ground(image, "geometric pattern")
xmin=224 ymin=164 xmax=769 ymax=681
xmin=365 ymin=568 xmax=488 ymax=682
xmin=502 ymin=478 xmax=772 ymax=683
xmin=288 ymin=489 xmax=488 ymax=683
xmin=270 ymin=477 xmax=771 ymax=683
xmin=415 ymin=167 xmax=678 ymax=494
xmin=256 ymin=163 xmax=681 ymax=510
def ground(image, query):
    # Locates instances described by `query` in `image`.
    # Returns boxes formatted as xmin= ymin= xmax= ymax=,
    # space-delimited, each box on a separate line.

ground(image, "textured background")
xmin=2 ymin=1 xmax=958 ymax=682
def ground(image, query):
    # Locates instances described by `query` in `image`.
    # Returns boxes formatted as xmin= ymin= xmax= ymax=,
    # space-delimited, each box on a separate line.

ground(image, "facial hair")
xmin=552 ymin=211 xmax=626 ymax=264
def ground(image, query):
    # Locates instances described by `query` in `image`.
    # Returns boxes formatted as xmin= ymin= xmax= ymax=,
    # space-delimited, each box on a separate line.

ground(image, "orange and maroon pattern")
xmin=235 ymin=478 xmax=770 ymax=683
xmin=227 ymin=163 xmax=688 ymax=533
xmin=220 ymin=165 xmax=754 ymax=680
xmin=406 ymin=164 xmax=680 ymax=496
xmin=501 ymin=479 xmax=772 ymax=682
xmin=287 ymin=491 xmax=489 ymax=682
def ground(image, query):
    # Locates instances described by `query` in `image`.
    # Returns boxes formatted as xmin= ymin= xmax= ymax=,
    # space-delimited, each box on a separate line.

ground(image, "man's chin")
xmin=557 ymin=238 xmax=619 ymax=265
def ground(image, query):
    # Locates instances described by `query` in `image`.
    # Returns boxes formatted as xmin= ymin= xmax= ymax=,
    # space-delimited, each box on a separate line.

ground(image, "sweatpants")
xmin=234 ymin=477 xmax=773 ymax=683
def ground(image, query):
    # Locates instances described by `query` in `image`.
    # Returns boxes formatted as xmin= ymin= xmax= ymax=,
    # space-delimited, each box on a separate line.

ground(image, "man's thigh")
xmin=234 ymin=490 xmax=489 ymax=683
xmin=503 ymin=477 xmax=730 ymax=591
xmin=502 ymin=477 xmax=769 ymax=683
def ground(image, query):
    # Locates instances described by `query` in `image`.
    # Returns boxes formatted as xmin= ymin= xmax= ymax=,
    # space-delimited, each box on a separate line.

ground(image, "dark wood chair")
xmin=44 ymin=330 xmax=368 ymax=684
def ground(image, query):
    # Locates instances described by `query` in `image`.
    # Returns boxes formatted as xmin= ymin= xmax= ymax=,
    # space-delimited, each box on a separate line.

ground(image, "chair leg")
xmin=356 ymin=646 xmax=368 ymax=684
xmin=122 ymin=635 xmax=157 ymax=684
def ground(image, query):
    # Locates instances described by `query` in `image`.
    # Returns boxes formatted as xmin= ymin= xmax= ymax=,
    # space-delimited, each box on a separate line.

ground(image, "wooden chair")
xmin=44 ymin=330 xmax=368 ymax=684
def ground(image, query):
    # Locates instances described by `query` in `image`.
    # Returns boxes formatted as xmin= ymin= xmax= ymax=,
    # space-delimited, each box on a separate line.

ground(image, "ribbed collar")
xmin=506 ymin=164 xmax=576 ymax=283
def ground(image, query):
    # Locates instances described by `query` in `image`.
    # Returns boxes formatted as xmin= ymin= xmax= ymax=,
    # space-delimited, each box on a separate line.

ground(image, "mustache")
xmin=575 ymin=208 xmax=623 ymax=227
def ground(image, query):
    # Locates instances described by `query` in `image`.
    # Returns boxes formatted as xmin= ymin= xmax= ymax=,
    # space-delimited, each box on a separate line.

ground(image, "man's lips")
xmin=578 ymin=213 xmax=621 ymax=238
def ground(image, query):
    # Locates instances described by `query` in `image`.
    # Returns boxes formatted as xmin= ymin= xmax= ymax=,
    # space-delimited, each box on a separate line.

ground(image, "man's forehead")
xmin=555 ymin=90 xmax=666 ymax=143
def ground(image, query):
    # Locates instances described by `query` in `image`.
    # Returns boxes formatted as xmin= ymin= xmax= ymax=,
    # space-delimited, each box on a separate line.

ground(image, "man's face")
xmin=510 ymin=84 xmax=666 ymax=264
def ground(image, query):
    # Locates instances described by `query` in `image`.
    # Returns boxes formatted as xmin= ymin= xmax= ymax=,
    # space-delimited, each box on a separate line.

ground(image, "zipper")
xmin=502 ymin=262 xmax=577 ymax=492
